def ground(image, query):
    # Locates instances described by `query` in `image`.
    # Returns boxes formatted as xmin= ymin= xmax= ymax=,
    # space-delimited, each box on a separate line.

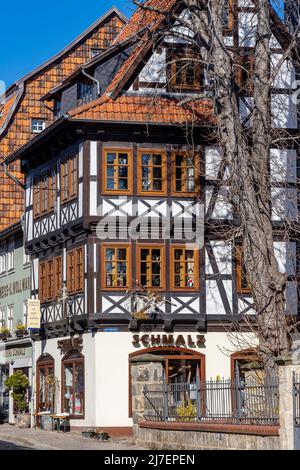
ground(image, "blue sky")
xmin=0 ymin=1 xmax=132 ymax=90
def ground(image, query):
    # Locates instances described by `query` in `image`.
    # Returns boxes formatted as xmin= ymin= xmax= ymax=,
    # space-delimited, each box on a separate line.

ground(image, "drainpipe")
xmin=3 ymin=161 xmax=25 ymax=189
xmin=82 ymin=69 xmax=101 ymax=97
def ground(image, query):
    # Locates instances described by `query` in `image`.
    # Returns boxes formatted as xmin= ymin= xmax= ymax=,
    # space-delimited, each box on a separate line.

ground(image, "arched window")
xmin=36 ymin=354 xmax=55 ymax=413
xmin=62 ymin=351 xmax=84 ymax=418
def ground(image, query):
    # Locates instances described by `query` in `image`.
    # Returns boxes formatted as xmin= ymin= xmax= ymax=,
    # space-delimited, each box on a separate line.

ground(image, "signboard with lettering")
xmin=0 ymin=277 xmax=30 ymax=300
xmin=27 ymin=299 xmax=41 ymax=329
xmin=132 ymin=334 xmax=206 ymax=349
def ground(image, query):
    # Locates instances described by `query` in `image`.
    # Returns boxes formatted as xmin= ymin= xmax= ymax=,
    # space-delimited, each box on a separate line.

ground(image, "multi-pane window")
xmin=31 ymin=119 xmax=46 ymax=134
xmin=172 ymin=153 xmax=197 ymax=194
xmin=77 ymin=81 xmax=96 ymax=106
xmin=138 ymin=246 xmax=164 ymax=289
xmin=170 ymin=55 xmax=201 ymax=91
xmin=62 ymin=352 xmax=84 ymax=418
xmin=61 ymin=155 xmax=78 ymax=203
xmin=139 ymin=151 xmax=166 ymax=193
xmin=33 ymin=170 xmax=57 ymax=218
xmin=37 ymin=355 xmax=55 ymax=413
xmin=171 ymin=247 xmax=198 ymax=289
xmin=236 ymin=246 xmax=251 ymax=294
xmin=7 ymin=239 xmax=14 ymax=271
xmin=7 ymin=305 xmax=13 ymax=333
xmin=67 ymin=247 xmax=84 ymax=294
xmin=39 ymin=257 xmax=62 ymax=302
xmin=104 ymin=150 xmax=131 ymax=192
xmin=0 ymin=243 xmax=6 ymax=274
xmin=103 ymin=246 xmax=130 ymax=288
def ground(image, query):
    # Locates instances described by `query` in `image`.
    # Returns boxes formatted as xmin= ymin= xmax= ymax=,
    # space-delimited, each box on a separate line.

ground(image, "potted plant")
xmin=15 ymin=321 xmax=26 ymax=338
xmin=0 ymin=327 xmax=11 ymax=341
xmin=4 ymin=370 xmax=30 ymax=428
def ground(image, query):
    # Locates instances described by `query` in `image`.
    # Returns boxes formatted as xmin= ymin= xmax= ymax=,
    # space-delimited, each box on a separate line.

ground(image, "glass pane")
xmin=152 ymin=250 xmax=161 ymax=261
xmin=107 ymin=178 xmax=115 ymax=190
xmin=176 ymin=155 xmax=182 ymax=166
xmin=118 ymin=249 xmax=127 ymax=260
xmin=141 ymin=249 xmax=149 ymax=261
xmin=176 ymin=180 xmax=182 ymax=192
xmin=119 ymin=179 xmax=128 ymax=190
xmin=175 ymin=262 xmax=181 ymax=274
xmin=106 ymin=166 xmax=114 ymax=178
xmin=175 ymin=275 xmax=181 ymax=287
xmin=186 ymin=251 xmax=194 ymax=261
xmin=174 ymin=249 xmax=182 ymax=261
xmin=153 ymin=180 xmax=162 ymax=190
xmin=152 ymin=274 xmax=161 ymax=287
xmin=152 ymin=154 xmax=162 ymax=165
xmin=74 ymin=363 xmax=84 ymax=415
xmin=118 ymin=153 xmax=128 ymax=164
xmin=140 ymin=262 xmax=147 ymax=275
xmin=140 ymin=275 xmax=147 ymax=286
xmin=105 ymin=249 xmax=115 ymax=261
xmin=152 ymin=262 xmax=160 ymax=275
xmin=64 ymin=365 xmax=74 ymax=415
xmin=106 ymin=153 xmax=116 ymax=164
xmin=153 ymin=168 xmax=162 ymax=179
xmin=187 ymin=179 xmax=195 ymax=192
xmin=117 ymin=263 xmax=127 ymax=286
xmin=118 ymin=166 xmax=128 ymax=178
xmin=142 ymin=154 xmax=151 ymax=165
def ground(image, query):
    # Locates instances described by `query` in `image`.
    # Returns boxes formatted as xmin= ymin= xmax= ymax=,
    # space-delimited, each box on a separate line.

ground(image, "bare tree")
xmin=129 ymin=0 xmax=300 ymax=371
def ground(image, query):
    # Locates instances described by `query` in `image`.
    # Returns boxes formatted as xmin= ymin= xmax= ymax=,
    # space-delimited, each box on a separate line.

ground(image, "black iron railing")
xmin=143 ymin=373 xmax=279 ymax=426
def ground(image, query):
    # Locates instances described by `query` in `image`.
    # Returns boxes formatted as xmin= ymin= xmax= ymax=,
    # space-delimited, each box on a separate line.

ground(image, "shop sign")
xmin=0 ymin=277 xmax=30 ymax=300
xmin=27 ymin=299 xmax=41 ymax=329
xmin=132 ymin=334 xmax=206 ymax=349
xmin=5 ymin=347 xmax=32 ymax=361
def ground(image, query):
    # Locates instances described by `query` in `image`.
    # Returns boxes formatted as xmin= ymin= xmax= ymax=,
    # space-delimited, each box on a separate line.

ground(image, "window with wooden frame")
xmin=61 ymin=155 xmax=78 ymax=204
xmin=39 ymin=256 xmax=63 ymax=302
xmin=62 ymin=352 xmax=84 ymax=418
xmin=67 ymin=247 xmax=84 ymax=294
xmin=221 ymin=0 xmax=234 ymax=32
xmin=36 ymin=355 xmax=55 ymax=414
xmin=40 ymin=173 xmax=48 ymax=215
xmin=172 ymin=152 xmax=199 ymax=195
xmin=103 ymin=149 xmax=132 ymax=193
xmin=102 ymin=245 xmax=130 ymax=289
xmin=138 ymin=151 xmax=167 ymax=194
xmin=169 ymin=53 xmax=202 ymax=92
xmin=48 ymin=169 xmax=57 ymax=212
xmin=138 ymin=246 xmax=165 ymax=289
xmin=33 ymin=177 xmax=41 ymax=218
xmin=39 ymin=262 xmax=47 ymax=302
xmin=236 ymin=245 xmax=251 ymax=294
xmin=171 ymin=247 xmax=199 ymax=290
xmin=237 ymin=56 xmax=255 ymax=93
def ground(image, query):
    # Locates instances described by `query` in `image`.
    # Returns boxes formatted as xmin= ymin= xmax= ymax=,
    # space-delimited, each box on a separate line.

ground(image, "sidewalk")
xmin=0 ymin=423 xmax=144 ymax=450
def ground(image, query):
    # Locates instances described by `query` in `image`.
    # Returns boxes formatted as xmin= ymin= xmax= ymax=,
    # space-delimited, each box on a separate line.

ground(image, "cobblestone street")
xmin=0 ymin=424 xmax=144 ymax=450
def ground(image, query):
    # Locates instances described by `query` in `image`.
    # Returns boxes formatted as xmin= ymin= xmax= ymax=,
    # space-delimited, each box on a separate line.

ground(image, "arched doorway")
xmin=128 ymin=347 xmax=205 ymax=417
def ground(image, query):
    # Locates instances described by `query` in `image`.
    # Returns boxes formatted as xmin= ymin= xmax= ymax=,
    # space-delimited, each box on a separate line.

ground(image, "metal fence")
xmin=143 ymin=373 xmax=279 ymax=426
xmin=293 ymin=373 xmax=300 ymax=426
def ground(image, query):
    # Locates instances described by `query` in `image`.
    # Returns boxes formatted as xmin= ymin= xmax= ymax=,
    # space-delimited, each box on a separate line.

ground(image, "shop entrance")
xmin=129 ymin=347 xmax=205 ymax=417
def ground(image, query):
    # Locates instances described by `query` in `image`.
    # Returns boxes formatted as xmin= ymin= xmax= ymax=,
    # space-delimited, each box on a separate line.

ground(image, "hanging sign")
xmin=27 ymin=299 xmax=41 ymax=329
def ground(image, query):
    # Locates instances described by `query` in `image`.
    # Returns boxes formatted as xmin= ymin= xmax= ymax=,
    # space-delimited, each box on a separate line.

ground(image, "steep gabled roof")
xmin=0 ymin=6 xmax=127 ymax=137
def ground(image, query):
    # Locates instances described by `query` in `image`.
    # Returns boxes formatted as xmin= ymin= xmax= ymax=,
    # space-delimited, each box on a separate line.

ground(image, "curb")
xmin=0 ymin=432 xmax=60 ymax=450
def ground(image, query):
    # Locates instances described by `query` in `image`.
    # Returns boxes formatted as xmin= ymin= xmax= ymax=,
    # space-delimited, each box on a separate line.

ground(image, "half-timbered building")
xmin=4 ymin=0 xmax=299 ymax=434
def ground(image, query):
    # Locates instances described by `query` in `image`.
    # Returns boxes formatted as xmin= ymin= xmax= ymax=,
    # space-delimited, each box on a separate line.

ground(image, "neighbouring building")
xmin=0 ymin=221 xmax=31 ymax=423
xmin=3 ymin=0 xmax=299 ymax=436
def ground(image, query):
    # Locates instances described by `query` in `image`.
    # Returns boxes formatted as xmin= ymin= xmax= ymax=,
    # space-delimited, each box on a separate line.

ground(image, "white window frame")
xmin=7 ymin=305 xmax=13 ymax=333
xmin=7 ymin=238 xmax=15 ymax=271
xmin=0 ymin=242 xmax=6 ymax=274
xmin=0 ymin=307 xmax=6 ymax=328
xmin=23 ymin=247 xmax=30 ymax=265
xmin=31 ymin=119 xmax=46 ymax=134
xmin=23 ymin=301 xmax=28 ymax=328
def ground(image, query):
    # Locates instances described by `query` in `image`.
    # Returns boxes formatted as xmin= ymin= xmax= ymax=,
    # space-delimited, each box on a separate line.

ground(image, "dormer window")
xmin=169 ymin=52 xmax=202 ymax=92
xmin=91 ymin=48 xmax=102 ymax=58
xmin=77 ymin=80 xmax=96 ymax=107
xmin=31 ymin=119 xmax=46 ymax=134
